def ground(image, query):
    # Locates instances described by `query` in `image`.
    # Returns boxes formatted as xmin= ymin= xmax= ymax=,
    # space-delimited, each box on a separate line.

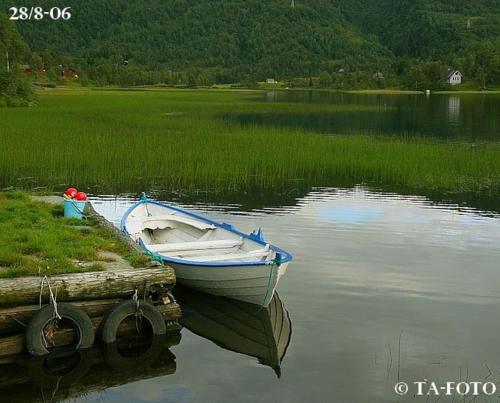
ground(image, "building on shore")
xmin=446 ymin=70 xmax=462 ymax=85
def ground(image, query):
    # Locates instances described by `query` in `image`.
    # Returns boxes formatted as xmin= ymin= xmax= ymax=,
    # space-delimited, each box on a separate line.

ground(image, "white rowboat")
xmin=121 ymin=197 xmax=293 ymax=306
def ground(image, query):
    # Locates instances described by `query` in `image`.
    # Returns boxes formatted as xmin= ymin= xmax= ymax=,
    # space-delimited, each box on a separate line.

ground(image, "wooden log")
xmin=0 ymin=299 xmax=121 ymax=336
xmin=0 ymin=268 xmax=176 ymax=307
xmin=0 ymin=298 xmax=182 ymax=336
xmin=0 ymin=303 xmax=182 ymax=358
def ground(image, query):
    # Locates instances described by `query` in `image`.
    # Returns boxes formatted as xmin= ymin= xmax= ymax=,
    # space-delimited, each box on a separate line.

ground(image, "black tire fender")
xmin=100 ymin=300 xmax=166 ymax=344
xmin=25 ymin=303 xmax=95 ymax=357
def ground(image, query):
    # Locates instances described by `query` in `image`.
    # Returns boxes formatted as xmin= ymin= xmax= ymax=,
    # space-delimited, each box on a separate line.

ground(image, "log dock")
xmin=0 ymin=196 xmax=181 ymax=359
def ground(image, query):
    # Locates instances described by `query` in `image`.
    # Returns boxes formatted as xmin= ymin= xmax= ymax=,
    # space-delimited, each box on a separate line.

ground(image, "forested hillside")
xmin=339 ymin=0 xmax=500 ymax=58
xmin=1 ymin=0 xmax=500 ymax=88
xmin=338 ymin=0 xmax=500 ymax=88
xmin=0 ymin=13 xmax=33 ymax=105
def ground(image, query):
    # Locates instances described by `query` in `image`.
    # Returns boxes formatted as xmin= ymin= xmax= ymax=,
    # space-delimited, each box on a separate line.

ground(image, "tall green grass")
xmin=0 ymin=88 xmax=498 ymax=201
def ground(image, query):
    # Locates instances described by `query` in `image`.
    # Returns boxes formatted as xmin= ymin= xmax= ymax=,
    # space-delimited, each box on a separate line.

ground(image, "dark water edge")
xmin=226 ymin=90 xmax=500 ymax=141
xmin=4 ymin=180 xmax=499 ymax=216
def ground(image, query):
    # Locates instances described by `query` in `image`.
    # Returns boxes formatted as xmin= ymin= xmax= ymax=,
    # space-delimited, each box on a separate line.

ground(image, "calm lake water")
xmin=4 ymin=188 xmax=499 ymax=402
xmin=228 ymin=91 xmax=500 ymax=140
xmin=1 ymin=90 xmax=499 ymax=401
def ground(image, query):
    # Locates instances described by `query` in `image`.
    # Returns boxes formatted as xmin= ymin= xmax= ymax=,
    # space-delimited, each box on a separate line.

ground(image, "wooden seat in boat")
xmin=142 ymin=214 xmax=216 ymax=231
xmin=148 ymin=238 xmax=244 ymax=253
xmin=184 ymin=246 xmax=271 ymax=262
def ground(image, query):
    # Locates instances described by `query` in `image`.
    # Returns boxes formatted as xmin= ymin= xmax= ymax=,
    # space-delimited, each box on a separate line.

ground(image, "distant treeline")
xmin=15 ymin=45 xmax=500 ymax=92
xmin=1 ymin=0 xmax=500 ymax=103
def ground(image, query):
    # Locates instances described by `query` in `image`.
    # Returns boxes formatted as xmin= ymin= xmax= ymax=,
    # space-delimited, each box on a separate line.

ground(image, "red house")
xmin=61 ymin=69 xmax=79 ymax=79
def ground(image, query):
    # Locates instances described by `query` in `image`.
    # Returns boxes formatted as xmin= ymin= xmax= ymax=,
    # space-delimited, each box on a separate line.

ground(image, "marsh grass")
xmin=0 ymin=88 xmax=498 ymax=199
xmin=0 ymin=191 xmax=144 ymax=278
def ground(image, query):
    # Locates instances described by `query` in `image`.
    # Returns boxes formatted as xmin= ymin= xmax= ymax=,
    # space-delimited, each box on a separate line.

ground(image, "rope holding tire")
xmin=25 ymin=303 xmax=95 ymax=357
xmin=100 ymin=300 xmax=166 ymax=344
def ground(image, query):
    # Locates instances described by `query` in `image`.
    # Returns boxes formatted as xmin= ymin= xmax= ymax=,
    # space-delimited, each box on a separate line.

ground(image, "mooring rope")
xmin=261 ymin=257 xmax=280 ymax=308
xmin=146 ymin=249 xmax=164 ymax=264
xmin=132 ymin=288 xmax=139 ymax=310
xmin=39 ymin=276 xmax=61 ymax=320
xmin=7 ymin=314 xmax=27 ymax=328
xmin=132 ymin=288 xmax=144 ymax=334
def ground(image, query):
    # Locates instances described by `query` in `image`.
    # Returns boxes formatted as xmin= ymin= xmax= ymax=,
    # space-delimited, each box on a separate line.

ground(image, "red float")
xmin=64 ymin=187 xmax=78 ymax=198
xmin=75 ymin=192 xmax=87 ymax=201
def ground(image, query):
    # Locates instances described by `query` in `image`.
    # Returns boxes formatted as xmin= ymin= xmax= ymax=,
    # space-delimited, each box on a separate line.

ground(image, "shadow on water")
xmin=174 ymin=286 xmax=292 ymax=378
xmin=0 ymin=334 xmax=180 ymax=402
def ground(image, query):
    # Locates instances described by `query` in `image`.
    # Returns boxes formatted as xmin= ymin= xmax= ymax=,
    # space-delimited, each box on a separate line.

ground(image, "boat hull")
xmin=169 ymin=261 xmax=289 ymax=306
xmin=120 ymin=198 xmax=293 ymax=307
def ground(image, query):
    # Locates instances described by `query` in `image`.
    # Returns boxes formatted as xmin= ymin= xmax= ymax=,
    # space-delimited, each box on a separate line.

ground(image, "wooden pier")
xmin=0 ymin=197 xmax=181 ymax=359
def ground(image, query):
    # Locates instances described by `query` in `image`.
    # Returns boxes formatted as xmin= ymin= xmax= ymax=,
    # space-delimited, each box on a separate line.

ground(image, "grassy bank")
xmin=0 ymin=192 xmax=149 ymax=278
xmin=0 ymin=88 xmax=498 ymax=204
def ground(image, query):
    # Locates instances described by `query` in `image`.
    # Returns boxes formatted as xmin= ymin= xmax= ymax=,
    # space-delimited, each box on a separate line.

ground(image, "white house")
xmin=447 ymin=70 xmax=462 ymax=85
xmin=266 ymin=78 xmax=277 ymax=84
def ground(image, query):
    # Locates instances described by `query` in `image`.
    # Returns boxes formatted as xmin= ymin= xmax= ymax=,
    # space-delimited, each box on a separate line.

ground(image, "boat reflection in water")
xmin=0 ymin=334 xmax=180 ymax=402
xmin=175 ymin=286 xmax=292 ymax=377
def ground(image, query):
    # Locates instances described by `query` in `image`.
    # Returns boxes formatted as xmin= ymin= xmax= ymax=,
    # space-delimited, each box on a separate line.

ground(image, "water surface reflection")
xmin=85 ymin=187 xmax=500 ymax=402
xmin=175 ymin=287 xmax=291 ymax=378
xmin=227 ymin=90 xmax=500 ymax=140
xmin=0 ymin=335 xmax=180 ymax=402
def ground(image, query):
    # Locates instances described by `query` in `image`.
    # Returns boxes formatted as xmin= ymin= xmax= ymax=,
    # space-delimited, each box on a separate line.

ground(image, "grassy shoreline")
xmin=0 ymin=89 xmax=498 ymax=206
xmin=0 ymin=192 xmax=149 ymax=278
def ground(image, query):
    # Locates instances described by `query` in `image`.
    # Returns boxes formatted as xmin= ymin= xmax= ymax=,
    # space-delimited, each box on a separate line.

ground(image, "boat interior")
xmin=130 ymin=205 xmax=274 ymax=263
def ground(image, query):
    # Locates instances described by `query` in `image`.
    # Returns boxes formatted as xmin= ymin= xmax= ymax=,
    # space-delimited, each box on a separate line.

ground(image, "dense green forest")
xmin=0 ymin=14 xmax=33 ymax=105
xmin=1 ymin=0 xmax=500 ymax=92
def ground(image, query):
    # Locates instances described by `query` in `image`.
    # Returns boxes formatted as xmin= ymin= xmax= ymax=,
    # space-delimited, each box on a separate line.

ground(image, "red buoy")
xmin=75 ymin=192 xmax=87 ymax=201
xmin=64 ymin=187 xmax=78 ymax=198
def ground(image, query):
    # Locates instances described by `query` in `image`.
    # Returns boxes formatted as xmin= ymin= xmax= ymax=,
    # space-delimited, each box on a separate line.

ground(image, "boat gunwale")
xmin=121 ymin=199 xmax=293 ymax=268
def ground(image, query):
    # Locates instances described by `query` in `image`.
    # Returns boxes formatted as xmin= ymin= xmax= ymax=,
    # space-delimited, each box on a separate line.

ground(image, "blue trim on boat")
xmin=121 ymin=199 xmax=293 ymax=268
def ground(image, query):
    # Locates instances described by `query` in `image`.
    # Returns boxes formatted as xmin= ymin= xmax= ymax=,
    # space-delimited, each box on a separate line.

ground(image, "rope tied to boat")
xmin=146 ymin=249 xmax=164 ymax=265
xmin=270 ymin=255 xmax=282 ymax=266
xmin=261 ymin=255 xmax=282 ymax=307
